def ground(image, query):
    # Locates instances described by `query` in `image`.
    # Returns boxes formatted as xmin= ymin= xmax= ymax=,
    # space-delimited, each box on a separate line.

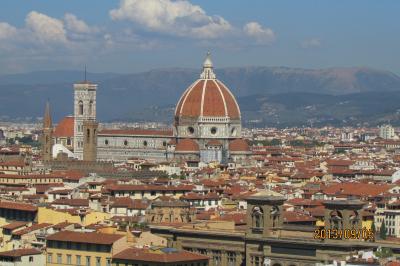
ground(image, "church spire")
xmin=43 ymin=100 xmax=52 ymax=129
xmin=200 ymin=51 xmax=216 ymax=79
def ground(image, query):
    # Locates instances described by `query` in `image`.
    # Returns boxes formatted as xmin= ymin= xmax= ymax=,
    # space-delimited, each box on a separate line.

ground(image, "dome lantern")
xmin=200 ymin=51 xmax=216 ymax=79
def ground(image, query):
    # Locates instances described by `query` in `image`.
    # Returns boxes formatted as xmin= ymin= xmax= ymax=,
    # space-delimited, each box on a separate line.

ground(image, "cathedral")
xmin=42 ymin=53 xmax=251 ymax=164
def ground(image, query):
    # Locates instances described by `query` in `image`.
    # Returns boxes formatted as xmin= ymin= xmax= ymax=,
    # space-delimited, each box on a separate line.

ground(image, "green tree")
xmin=270 ymin=138 xmax=281 ymax=146
xmin=371 ymin=221 xmax=376 ymax=234
xmin=379 ymin=220 xmax=387 ymax=240
xmin=170 ymin=174 xmax=179 ymax=179
xmin=374 ymin=247 xmax=393 ymax=258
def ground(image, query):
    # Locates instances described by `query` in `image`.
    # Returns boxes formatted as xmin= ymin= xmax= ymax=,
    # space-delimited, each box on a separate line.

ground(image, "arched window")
xmin=349 ymin=211 xmax=359 ymax=229
xmin=271 ymin=206 xmax=279 ymax=227
xmin=89 ymin=100 xmax=93 ymax=116
xmin=78 ymin=101 xmax=84 ymax=115
xmin=252 ymin=206 xmax=263 ymax=229
xmin=86 ymin=129 xmax=90 ymax=142
xmin=330 ymin=210 xmax=343 ymax=230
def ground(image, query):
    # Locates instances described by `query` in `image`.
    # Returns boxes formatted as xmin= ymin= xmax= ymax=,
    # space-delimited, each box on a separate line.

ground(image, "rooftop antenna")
xmin=84 ymin=64 xmax=87 ymax=82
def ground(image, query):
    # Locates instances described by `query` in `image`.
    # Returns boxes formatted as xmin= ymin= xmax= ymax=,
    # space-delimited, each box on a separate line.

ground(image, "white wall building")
xmin=379 ymin=124 xmax=397 ymax=140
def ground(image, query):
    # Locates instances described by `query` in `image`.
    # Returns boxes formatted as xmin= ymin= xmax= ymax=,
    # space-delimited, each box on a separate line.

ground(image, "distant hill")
xmin=238 ymin=91 xmax=400 ymax=127
xmin=0 ymin=66 xmax=400 ymax=126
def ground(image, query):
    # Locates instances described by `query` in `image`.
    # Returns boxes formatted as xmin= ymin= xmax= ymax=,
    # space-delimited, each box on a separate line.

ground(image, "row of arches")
xmin=251 ymin=206 xmax=281 ymax=230
xmin=329 ymin=210 xmax=360 ymax=230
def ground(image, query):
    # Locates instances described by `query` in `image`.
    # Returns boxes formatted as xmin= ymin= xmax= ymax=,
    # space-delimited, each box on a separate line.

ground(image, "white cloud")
xmin=243 ymin=22 xmax=275 ymax=45
xmin=64 ymin=13 xmax=92 ymax=33
xmin=301 ymin=38 xmax=321 ymax=48
xmin=191 ymin=16 xmax=232 ymax=39
xmin=0 ymin=22 xmax=17 ymax=40
xmin=110 ymin=0 xmax=232 ymax=39
xmin=25 ymin=11 xmax=67 ymax=43
xmin=64 ymin=13 xmax=94 ymax=34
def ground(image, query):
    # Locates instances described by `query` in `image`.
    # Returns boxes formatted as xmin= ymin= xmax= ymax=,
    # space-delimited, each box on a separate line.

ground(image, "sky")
xmin=0 ymin=0 xmax=399 ymax=75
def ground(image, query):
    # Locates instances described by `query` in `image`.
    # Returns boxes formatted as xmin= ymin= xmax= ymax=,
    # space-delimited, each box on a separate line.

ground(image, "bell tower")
xmin=323 ymin=200 xmax=365 ymax=241
xmin=246 ymin=191 xmax=285 ymax=238
xmin=83 ymin=120 xmax=98 ymax=161
xmin=73 ymin=78 xmax=97 ymax=160
xmin=42 ymin=100 xmax=53 ymax=161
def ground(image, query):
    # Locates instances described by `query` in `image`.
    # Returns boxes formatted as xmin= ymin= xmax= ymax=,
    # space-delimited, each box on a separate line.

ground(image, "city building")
xmin=112 ymin=247 xmax=209 ymax=266
xmin=150 ymin=191 xmax=399 ymax=266
xmin=45 ymin=53 xmax=251 ymax=165
xmin=379 ymin=124 xmax=397 ymax=140
xmin=0 ymin=248 xmax=44 ymax=266
xmin=46 ymin=231 xmax=126 ymax=266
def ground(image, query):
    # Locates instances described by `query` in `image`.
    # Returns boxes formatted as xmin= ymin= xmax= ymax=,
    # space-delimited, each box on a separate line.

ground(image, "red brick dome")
xmin=54 ymin=116 xmax=74 ymax=138
xmin=175 ymin=139 xmax=200 ymax=152
xmin=175 ymin=53 xmax=240 ymax=120
xmin=229 ymin=139 xmax=250 ymax=152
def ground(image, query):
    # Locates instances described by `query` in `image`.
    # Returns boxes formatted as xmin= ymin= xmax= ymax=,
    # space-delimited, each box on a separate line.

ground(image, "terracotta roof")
xmin=0 ymin=160 xmax=26 ymax=167
xmin=0 ymin=248 xmax=42 ymax=258
xmin=175 ymin=78 xmax=240 ymax=119
xmin=53 ymin=116 xmax=74 ymax=138
xmin=52 ymin=222 xmax=77 ymax=230
xmin=307 ymin=206 xmax=325 ymax=217
xmin=53 ymin=170 xmax=86 ymax=182
xmin=0 ymin=201 xmax=37 ymax=212
xmin=47 ymin=189 xmax=73 ymax=194
xmin=175 ymin=139 xmax=200 ymax=152
xmin=326 ymin=159 xmax=353 ymax=166
xmin=13 ymin=223 xmax=52 ymax=236
xmin=52 ymin=198 xmax=89 ymax=207
xmin=283 ymin=211 xmax=317 ymax=223
xmin=35 ymin=183 xmax=64 ymax=193
xmin=229 ymin=139 xmax=250 ymax=152
xmin=287 ymin=198 xmax=323 ymax=207
xmin=168 ymin=139 xmax=177 ymax=145
xmin=113 ymin=247 xmax=209 ymax=263
xmin=47 ymin=231 xmax=124 ymax=245
xmin=107 ymin=184 xmax=194 ymax=192
xmin=2 ymin=221 xmax=28 ymax=230
xmin=181 ymin=192 xmax=220 ymax=201
xmin=110 ymin=197 xmax=149 ymax=210
xmin=322 ymin=182 xmax=392 ymax=198
xmin=214 ymin=212 xmax=246 ymax=225
xmin=206 ymin=140 xmax=222 ymax=146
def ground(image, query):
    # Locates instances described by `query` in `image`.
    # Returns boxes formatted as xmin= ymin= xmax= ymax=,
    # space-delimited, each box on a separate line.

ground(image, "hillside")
xmin=0 ymin=66 xmax=400 ymax=126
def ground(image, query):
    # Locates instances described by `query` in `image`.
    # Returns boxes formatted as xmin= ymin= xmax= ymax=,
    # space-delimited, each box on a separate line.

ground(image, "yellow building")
xmin=38 ymin=207 xmax=109 ymax=226
xmin=46 ymin=231 xmax=126 ymax=266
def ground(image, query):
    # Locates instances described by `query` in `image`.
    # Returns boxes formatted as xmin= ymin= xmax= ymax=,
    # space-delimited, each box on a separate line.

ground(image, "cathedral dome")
xmin=175 ymin=53 xmax=241 ymax=120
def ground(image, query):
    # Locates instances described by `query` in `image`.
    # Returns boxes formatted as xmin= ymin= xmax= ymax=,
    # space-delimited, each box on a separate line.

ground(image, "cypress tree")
xmin=379 ymin=219 xmax=387 ymax=240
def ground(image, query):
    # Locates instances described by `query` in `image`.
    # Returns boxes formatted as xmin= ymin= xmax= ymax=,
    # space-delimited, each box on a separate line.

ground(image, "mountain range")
xmin=1 ymin=66 xmax=400 ymax=127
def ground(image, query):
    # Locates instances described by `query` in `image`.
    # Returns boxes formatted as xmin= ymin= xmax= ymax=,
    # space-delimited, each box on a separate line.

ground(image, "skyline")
xmin=0 ymin=0 xmax=399 ymax=75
